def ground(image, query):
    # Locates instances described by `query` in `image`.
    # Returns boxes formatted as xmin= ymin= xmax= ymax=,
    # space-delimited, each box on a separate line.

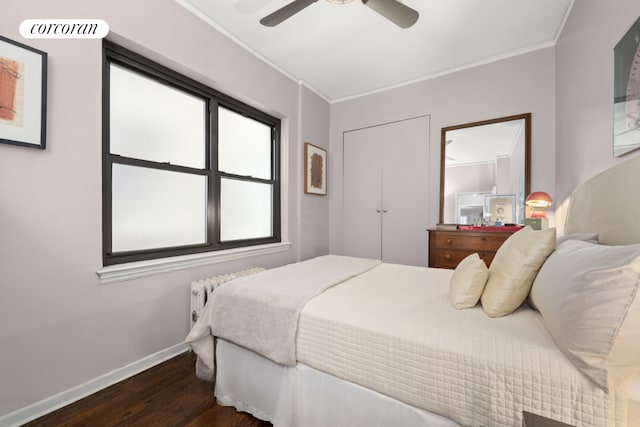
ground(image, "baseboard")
xmin=0 ymin=342 xmax=190 ymax=427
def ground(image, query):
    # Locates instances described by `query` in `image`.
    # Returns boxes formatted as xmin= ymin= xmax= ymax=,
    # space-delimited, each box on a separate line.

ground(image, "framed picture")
xmin=484 ymin=194 xmax=516 ymax=224
xmin=0 ymin=35 xmax=47 ymax=149
xmin=304 ymin=142 xmax=327 ymax=195
xmin=613 ymin=16 xmax=640 ymax=157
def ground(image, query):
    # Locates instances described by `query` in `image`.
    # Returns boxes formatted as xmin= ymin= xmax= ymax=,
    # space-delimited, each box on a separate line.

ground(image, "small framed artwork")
xmin=484 ymin=194 xmax=516 ymax=224
xmin=304 ymin=142 xmax=327 ymax=195
xmin=0 ymin=35 xmax=47 ymax=149
xmin=613 ymin=16 xmax=640 ymax=157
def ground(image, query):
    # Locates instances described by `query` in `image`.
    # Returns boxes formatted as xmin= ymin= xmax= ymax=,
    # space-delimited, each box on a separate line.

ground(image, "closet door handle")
xmin=376 ymin=209 xmax=381 ymax=213
xmin=383 ymin=209 xmax=388 ymax=213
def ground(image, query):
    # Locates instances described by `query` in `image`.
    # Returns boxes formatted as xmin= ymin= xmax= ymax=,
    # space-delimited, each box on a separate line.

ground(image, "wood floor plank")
xmin=24 ymin=352 xmax=272 ymax=427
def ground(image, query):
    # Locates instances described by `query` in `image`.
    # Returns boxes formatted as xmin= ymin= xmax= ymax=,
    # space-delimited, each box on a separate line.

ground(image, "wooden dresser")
xmin=428 ymin=228 xmax=519 ymax=269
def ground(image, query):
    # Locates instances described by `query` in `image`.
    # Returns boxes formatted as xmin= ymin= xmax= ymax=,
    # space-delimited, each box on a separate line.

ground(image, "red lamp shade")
xmin=525 ymin=191 xmax=552 ymax=219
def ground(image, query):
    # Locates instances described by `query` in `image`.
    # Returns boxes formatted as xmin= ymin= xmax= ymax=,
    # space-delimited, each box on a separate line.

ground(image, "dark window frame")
xmin=102 ymin=41 xmax=281 ymax=266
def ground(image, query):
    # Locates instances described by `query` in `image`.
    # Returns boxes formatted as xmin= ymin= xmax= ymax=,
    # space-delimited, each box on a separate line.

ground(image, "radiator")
xmin=190 ymin=267 xmax=265 ymax=328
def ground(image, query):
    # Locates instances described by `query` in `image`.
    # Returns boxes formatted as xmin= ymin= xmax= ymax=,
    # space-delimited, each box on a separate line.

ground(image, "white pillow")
xmin=529 ymin=239 xmax=640 ymax=393
xmin=449 ymin=253 xmax=489 ymax=309
xmin=525 ymin=232 xmax=600 ymax=309
xmin=556 ymin=232 xmax=599 ymax=246
xmin=480 ymin=226 xmax=556 ymax=318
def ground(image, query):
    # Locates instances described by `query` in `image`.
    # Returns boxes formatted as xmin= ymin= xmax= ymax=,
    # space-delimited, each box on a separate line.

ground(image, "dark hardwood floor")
xmin=24 ymin=351 xmax=272 ymax=427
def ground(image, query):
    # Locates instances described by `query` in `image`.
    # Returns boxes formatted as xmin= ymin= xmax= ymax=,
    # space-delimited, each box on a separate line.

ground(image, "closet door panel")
xmin=343 ymin=127 xmax=383 ymax=259
xmin=381 ymin=116 xmax=430 ymax=266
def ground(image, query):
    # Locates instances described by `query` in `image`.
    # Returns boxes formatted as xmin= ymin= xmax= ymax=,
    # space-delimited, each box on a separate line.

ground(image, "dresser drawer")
xmin=430 ymin=249 xmax=496 ymax=269
xmin=432 ymin=232 xmax=511 ymax=252
xmin=428 ymin=228 xmax=519 ymax=269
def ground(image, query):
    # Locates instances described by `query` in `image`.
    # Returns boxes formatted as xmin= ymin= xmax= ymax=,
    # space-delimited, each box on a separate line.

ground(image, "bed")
xmin=186 ymin=156 xmax=640 ymax=427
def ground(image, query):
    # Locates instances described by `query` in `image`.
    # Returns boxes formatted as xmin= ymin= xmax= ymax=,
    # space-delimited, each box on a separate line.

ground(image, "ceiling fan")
xmin=260 ymin=0 xmax=419 ymax=29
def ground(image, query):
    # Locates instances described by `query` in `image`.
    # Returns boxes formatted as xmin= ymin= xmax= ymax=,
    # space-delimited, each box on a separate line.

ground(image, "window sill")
xmin=96 ymin=241 xmax=292 ymax=285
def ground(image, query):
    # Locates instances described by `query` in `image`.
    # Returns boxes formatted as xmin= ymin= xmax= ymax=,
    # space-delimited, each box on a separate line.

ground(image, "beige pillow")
xmin=529 ymin=239 xmax=640 ymax=393
xmin=449 ymin=253 xmax=489 ymax=309
xmin=481 ymin=226 xmax=556 ymax=317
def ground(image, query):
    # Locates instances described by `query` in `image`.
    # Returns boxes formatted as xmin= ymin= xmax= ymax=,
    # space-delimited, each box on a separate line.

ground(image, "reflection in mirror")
xmin=439 ymin=113 xmax=531 ymax=225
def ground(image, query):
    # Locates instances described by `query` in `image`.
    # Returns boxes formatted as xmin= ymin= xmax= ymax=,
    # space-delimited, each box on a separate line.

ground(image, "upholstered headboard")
xmin=564 ymin=155 xmax=640 ymax=245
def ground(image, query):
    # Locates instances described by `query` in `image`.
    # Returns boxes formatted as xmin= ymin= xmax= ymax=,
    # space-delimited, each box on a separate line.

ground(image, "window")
xmin=103 ymin=42 xmax=280 ymax=265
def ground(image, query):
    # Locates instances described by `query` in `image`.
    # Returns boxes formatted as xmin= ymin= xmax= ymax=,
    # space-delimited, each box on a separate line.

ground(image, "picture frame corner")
xmin=0 ymin=35 xmax=47 ymax=150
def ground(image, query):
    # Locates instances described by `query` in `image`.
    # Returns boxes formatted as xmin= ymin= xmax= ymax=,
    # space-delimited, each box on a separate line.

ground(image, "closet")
xmin=343 ymin=115 xmax=430 ymax=266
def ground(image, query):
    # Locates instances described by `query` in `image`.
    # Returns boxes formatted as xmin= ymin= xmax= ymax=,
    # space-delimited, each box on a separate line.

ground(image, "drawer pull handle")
xmin=445 ymin=254 xmax=452 ymax=261
xmin=446 ymin=238 xmax=452 ymax=245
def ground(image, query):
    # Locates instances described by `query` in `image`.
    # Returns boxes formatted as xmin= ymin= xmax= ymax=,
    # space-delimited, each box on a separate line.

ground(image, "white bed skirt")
xmin=215 ymin=339 xmax=460 ymax=427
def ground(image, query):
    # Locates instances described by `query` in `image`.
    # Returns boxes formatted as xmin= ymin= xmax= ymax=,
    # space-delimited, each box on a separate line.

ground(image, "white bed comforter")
xmin=186 ymin=255 xmax=381 ymax=381
xmin=296 ymin=262 xmax=629 ymax=427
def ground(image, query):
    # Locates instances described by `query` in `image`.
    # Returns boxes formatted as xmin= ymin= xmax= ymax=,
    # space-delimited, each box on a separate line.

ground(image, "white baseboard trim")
xmin=0 ymin=342 xmax=190 ymax=427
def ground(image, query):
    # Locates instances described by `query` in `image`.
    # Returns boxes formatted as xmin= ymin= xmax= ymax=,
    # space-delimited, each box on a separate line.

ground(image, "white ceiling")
xmin=177 ymin=0 xmax=574 ymax=102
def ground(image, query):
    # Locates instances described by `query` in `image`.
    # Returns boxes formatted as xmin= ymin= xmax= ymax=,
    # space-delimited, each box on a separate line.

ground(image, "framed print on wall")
xmin=613 ymin=16 xmax=640 ymax=157
xmin=0 ymin=35 xmax=47 ymax=149
xmin=304 ymin=142 xmax=327 ymax=195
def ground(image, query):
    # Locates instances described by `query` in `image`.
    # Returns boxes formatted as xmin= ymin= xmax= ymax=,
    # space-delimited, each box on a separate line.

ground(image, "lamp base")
xmin=524 ymin=218 xmax=549 ymax=230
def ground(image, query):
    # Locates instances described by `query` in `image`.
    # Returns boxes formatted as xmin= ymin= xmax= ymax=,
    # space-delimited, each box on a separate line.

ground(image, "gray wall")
xmin=555 ymin=0 xmax=640 ymax=208
xmin=299 ymin=86 xmax=331 ymax=261
xmin=329 ymin=47 xmax=556 ymax=254
xmin=0 ymin=0 xmax=330 ymax=416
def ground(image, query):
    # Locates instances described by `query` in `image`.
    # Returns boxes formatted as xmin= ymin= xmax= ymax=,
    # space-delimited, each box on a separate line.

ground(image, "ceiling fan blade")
xmin=260 ymin=0 xmax=319 ymax=27
xmin=362 ymin=0 xmax=419 ymax=29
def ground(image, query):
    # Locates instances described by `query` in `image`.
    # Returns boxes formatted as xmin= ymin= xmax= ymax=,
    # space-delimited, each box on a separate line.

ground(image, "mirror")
xmin=439 ymin=113 xmax=531 ymax=225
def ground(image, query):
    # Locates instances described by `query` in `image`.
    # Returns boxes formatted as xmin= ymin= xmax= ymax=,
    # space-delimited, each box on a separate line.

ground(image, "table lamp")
xmin=524 ymin=191 xmax=552 ymax=230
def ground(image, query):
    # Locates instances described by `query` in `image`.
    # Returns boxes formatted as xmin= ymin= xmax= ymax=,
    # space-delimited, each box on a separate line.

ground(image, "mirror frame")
xmin=439 ymin=113 xmax=531 ymax=224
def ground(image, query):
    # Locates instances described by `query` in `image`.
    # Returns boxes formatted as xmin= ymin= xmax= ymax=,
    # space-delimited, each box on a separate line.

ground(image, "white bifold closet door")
xmin=343 ymin=116 xmax=430 ymax=266
xmin=344 ymin=125 xmax=383 ymax=260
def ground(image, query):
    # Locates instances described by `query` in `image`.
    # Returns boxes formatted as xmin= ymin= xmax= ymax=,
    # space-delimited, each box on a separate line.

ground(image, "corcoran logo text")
xmin=20 ymin=19 xmax=109 ymax=39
